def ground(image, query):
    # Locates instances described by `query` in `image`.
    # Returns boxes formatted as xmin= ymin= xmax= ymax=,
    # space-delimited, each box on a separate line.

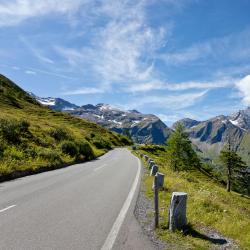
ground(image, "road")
xmin=0 ymin=148 xmax=154 ymax=250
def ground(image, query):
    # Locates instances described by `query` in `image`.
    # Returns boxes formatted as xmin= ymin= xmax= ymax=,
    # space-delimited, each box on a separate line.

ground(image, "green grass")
xmin=135 ymin=146 xmax=250 ymax=250
xmin=0 ymin=74 xmax=132 ymax=178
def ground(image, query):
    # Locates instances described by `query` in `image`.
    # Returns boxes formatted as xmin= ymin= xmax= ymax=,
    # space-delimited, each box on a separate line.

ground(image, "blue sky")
xmin=1 ymin=0 xmax=250 ymax=125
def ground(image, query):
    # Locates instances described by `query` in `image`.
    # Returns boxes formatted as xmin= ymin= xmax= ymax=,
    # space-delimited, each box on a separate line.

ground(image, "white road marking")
xmin=101 ymin=157 xmax=141 ymax=250
xmin=0 ymin=205 xmax=16 ymax=213
xmin=94 ymin=164 xmax=107 ymax=172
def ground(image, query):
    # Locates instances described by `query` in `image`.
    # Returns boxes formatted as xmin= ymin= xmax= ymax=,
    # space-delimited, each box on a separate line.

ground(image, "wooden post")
xmin=154 ymin=174 xmax=159 ymax=228
xmin=169 ymin=192 xmax=187 ymax=231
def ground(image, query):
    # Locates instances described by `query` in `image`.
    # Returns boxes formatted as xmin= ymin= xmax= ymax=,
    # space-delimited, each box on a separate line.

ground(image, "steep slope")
xmin=137 ymin=146 xmax=250 ymax=249
xmin=0 ymin=74 xmax=131 ymax=180
xmin=177 ymin=111 xmax=250 ymax=164
xmin=33 ymin=94 xmax=172 ymax=144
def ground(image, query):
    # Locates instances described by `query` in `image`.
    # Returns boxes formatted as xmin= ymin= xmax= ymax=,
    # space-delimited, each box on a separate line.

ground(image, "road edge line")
xmin=0 ymin=205 xmax=16 ymax=213
xmin=101 ymin=156 xmax=141 ymax=250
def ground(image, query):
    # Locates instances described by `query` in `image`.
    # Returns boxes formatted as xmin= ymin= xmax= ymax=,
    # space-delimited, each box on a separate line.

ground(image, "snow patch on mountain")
xmin=37 ymin=98 xmax=56 ymax=106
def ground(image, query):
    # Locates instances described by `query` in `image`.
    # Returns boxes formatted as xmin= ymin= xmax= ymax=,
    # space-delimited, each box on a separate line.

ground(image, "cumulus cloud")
xmin=236 ymin=75 xmax=250 ymax=105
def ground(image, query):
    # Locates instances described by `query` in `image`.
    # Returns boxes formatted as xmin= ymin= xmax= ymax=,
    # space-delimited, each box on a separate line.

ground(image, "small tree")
xmin=166 ymin=123 xmax=200 ymax=171
xmin=122 ymin=129 xmax=132 ymax=140
xmin=219 ymin=144 xmax=247 ymax=192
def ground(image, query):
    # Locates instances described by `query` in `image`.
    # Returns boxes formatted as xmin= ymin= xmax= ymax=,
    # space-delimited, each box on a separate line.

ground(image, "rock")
xmin=169 ymin=192 xmax=187 ymax=231
xmin=150 ymin=165 xmax=158 ymax=176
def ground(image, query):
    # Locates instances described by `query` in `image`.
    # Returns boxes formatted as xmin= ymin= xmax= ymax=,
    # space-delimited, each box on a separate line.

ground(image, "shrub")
xmin=3 ymin=146 xmax=24 ymax=160
xmin=0 ymin=118 xmax=30 ymax=144
xmin=49 ymin=127 xmax=71 ymax=141
xmin=93 ymin=137 xmax=112 ymax=149
xmin=120 ymin=136 xmax=133 ymax=145
xmin=24 ymin=147 xmax=38 ymax=158
xmin=38 ymin=149 xmax=62 ymax=163
xmin=0 ymin=139 xmax=6 ymax=157
xmin=78 ymin=140 xmax=95 ymax=160
xmin=61 ymin=141 xmax=78 ymax=157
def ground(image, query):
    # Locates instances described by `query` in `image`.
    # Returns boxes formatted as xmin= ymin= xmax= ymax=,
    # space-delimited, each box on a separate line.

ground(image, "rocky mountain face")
xmin=174 ymin=108 xmax=250 ymax=164
xmin=33 ymin=95 xmax=172 ymax=144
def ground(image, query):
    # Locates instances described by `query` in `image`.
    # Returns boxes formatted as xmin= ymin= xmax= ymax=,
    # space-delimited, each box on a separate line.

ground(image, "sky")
xmin=0 ymin=0 xmax=250 ymax=126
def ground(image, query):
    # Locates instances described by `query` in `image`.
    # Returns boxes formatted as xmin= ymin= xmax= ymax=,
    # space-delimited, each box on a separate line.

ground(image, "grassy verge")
xmin=135 ymin=146 xmax=250 ymax=250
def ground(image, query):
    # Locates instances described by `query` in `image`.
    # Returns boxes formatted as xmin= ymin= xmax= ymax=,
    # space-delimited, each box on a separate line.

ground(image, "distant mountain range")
xmin=32 ymin=95 xmax=172 ymax=144
xmin=174 ymin=108 xmax=250 ymax=165
xmin=32 ymin=94 xmax=250 ymax=164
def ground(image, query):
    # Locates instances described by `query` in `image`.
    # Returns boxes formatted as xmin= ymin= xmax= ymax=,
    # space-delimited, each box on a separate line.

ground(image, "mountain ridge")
xmin=174 ymin=110 xmax=250 ymax=164
xmin=32 ymin=94 xmax=172 ymax=144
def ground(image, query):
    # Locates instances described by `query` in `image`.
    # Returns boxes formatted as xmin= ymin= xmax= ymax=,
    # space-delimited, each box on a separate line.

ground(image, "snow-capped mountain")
xmin=229 ymin=107 xmax=250 ymax=131
xmin=69 ymin=103 xmax=172 ymax=144
xmin=31 ymin=94 xmax=171 ymax=144
xmin=174 ymin=108 xmax=250 ymax=164
xmin=29 ymin=93 xmax=79 ymax=111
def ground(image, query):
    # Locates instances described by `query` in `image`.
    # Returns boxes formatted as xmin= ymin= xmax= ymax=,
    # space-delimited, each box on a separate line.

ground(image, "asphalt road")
xmin=0 ymin=148 xmax=154 ymax=250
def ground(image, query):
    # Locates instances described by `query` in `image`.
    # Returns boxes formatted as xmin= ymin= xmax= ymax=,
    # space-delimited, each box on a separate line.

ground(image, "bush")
xmin=38 ymin=149 xmax=62 ymax=163
xmin=3 ymin=146 xmax=24 ymax=160
xmin=24 ymin=147 xmax=38 ymax=158
xmin=0 ymin=139 xmax=6 ymax=157
xmin=120 ymin=136 xmax=133 ymax=145
xmin=49 ymin=127 xmax=71 ymax=141
xmin=0 ymin=118 xmax=30 ymax=144
xmin=78 ymin=141 xmax=95 ymax=160
xmin=61 ymin=141 xmax=78 ymax=157
xmin=93 ymin=137 xmax=112 ymax=149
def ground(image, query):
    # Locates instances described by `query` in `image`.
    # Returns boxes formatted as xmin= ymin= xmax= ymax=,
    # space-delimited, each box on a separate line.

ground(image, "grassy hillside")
xmin=136 ymin=145 xmax=250 ymax=249
xmin=0 ymin=74 xmax=131 ymax=180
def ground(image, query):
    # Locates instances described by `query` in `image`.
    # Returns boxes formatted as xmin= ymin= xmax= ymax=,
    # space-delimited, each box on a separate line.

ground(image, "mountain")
xmin=175 ymin=109 xmax=250 ymax=164
xmin=173 ymin=118 xmax=200 ymax=129
xmin=29 ymin=93 xmax=79 ymax=111
xmin=33 ymin=95 xmax=172 ymax=144
xmin=0 ymin=74 xmax=131 ymax=180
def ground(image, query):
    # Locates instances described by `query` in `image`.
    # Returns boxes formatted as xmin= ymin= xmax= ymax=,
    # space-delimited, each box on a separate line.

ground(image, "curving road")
xmin=0 ymin=148 xmax=154 ymax=250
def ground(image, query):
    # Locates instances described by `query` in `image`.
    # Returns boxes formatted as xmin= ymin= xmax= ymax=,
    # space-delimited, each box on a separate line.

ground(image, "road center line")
xmin=101 ymin=157 xmax=141 ymax=250
xmin=0 ymin=205 xmax=16 ymax=213
xmin=94 ymin=164 xmax=107 ymax=172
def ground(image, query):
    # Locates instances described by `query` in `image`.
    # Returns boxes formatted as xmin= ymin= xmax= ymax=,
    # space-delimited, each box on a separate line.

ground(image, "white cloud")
xmin=0 ymin=0 xmax=86 ymax=27
xmin=55 ymin=0 xmax=168 ymax=89
xmin=25 ymin=70 xmax=36 ymax=75
xmin=162 ymin=43 xmax=212 ymax=65
xmin=157 ymin=113 xmax=181 ymax=123
xmin=236 ymin=75 xmax=250 ymax=105
xmin=62 ymin=87 xmax=105 ymax=95
xmin=124 ymin=78 xmax=234 ymax=93
xmin=128 ymin=91 xmax=207 ymax=110
xmin=20 ymin=36 xmax=55 ymax=64
xmin=162 ymin=29 xmax=250 ymax=66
